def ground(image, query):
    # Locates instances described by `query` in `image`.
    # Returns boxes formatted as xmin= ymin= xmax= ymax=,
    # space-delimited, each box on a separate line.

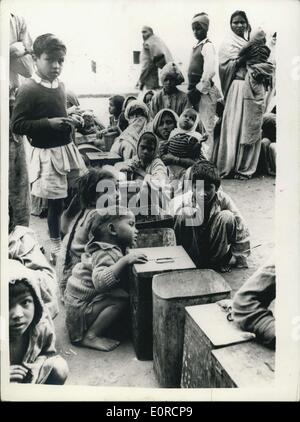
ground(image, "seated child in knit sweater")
xmin=160 ymin=108 xmax=207 ymax=180
xmin=64 ymin=206 xmax=148 ymax=352
xmin=57 ymin=167 xmax=120 ymax=300
xmin=9 ymin=268 xmax=68 ymax=384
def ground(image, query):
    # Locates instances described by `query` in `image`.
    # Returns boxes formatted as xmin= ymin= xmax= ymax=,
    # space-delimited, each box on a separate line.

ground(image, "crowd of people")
xmin=7 ymin=10 xmax=276 ymax=385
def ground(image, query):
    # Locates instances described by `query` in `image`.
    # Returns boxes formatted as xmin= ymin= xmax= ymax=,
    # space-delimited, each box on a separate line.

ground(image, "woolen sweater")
xmin=11 ymin=78 xmax=72 ymax=148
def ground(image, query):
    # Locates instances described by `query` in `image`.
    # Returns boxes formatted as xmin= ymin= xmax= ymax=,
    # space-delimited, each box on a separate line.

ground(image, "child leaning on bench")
xmin=170 ymin=160 xmax=250 ymax=272
xmin=64 ymin=206 xmax=148 ymax=352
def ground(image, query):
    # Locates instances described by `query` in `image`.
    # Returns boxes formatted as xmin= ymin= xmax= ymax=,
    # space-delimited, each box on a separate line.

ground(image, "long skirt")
xmin=214 ymin=80 xmax=261 ymax=178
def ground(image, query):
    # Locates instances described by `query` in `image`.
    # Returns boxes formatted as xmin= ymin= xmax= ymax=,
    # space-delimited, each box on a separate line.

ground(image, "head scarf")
xmin=191 ymin=13 xmax=210 ymax=31
xmin=170 ymin=108 xmax=202 ymax=141
xmin=122 ymin=95 xmax=137 ymax=112
xmin=152 ymin=108 xmax=179 ymax=140
xmin=230 ymin=10 xmax=250 ymax=40
xmin=160 ymin=62 xmax=185 ymax=86
xmin=142 ymin=90 xmax=155 ymax=104
xmin=142 ymin=26 xmax=154 ymax=35
xmin=8 ymin=263 xmax=44 ymax=326
xmin=124 ymin=100 xmax=149 ymax=122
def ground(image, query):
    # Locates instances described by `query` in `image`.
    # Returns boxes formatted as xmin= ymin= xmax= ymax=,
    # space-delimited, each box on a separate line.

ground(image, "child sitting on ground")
xmin=57 ymin=167 xmax=120 ymax=300
xmin=170 ymin=160 xmax=250 ymax=272
xmin=118 ymin=132 xmax=168 ymax=182
xmin=9 ymin=205 xmax=59 ymax=320
xmin=117 ymin=132 xmax=170 ymax=217
xmin=110 ymin=100 xmax=149 ymax=160
xmin=160 ymin=108 xmax=207 ymax=181
xmin=9 ymin=267 xmax=68 ymax=384
xmin=11 ymin=33 xmax=86 ymax=265
xmin=64 ymin=206 xmax=147 ymax=352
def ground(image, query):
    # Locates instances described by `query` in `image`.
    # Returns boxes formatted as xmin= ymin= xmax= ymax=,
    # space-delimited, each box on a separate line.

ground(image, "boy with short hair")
xmin=170 ymin=160 xmax=250 ymax=272
xmin=11 ymin=33 xmax=86 ymax=264
xmin=9 ymin=269 xmax=68 ymax=384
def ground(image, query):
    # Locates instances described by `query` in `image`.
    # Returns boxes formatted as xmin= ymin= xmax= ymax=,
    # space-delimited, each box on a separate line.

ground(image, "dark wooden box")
xmin=152 ymin=269 xmax=231 ymax=388
xmin=85 ymin=151 xmax=122 ymax=166
xmin=212 ymin=341 xmax=275 ymax=388
xmin=128 ymin=246 xmax=196 ymax=361
xmin=181 ymin=303 xmax=254 ymax=388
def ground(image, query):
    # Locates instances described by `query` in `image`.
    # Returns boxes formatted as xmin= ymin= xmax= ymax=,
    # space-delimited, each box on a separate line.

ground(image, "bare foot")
xmin=81 ymin=334 xmax=120 ymax=352
xmin=218 ymin=264 xmax=232 ymax=273
xmin=234 ymin=256 xmax=248 ymax=269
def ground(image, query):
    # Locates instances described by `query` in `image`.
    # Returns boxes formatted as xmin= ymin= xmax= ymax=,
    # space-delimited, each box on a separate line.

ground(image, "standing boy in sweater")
xmin=12 ymin=34 xmax=86 ymax=264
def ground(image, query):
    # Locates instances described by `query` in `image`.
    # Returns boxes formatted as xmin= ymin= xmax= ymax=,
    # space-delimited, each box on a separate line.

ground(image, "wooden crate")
xmin=135 ymin=228 xmax=176 ymax=249
xmin=212 ymin=341 xmax=275 ymax=388
xmin=128 ymin=246 xmax=196 ymax=360
xmin=85 ymin=151 xmax=122 ymax=166
xmin=152 ymin=269 xmax=231 ymax=388
xmin=181 ymin=303 xmax=254 ymax=388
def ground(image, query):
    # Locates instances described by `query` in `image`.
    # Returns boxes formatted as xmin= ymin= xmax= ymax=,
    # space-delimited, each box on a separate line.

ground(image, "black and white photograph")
xmin=1 ymin=0 xmax=299 ymax=402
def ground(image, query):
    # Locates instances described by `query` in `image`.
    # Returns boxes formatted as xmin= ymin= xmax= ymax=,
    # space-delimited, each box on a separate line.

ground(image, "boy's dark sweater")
xmin=11 ymin=79 xmax=72 ymax=149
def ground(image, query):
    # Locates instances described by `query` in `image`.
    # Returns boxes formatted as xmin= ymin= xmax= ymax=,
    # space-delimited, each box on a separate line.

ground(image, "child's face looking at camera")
xmin=113 ymin=212 xmax=138 ymax=248
xmin=179 ymin=110 xmax=197 ymax=131
xmin=9 ymin=286 xmax=35 ymax=337
xmin=193 ymin=181 xmax=217 ymax=206
xmin=34 ymin=50 xmax=65 ymax=82
xmin=162 ymin=76 xmax=177 ymax=95
xmin=138 ymin=137 xmax=156 ymax=165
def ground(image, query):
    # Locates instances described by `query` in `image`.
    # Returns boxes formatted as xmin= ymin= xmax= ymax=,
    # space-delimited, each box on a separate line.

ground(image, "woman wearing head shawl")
xmin=110 ymin=100 xmax=149 ymax=160
xmin=118 ymin=95 xmax=137 ymax=132
xmin=141 ymin=90 xmax=155 ymax=109
xmin=150 ymin=62 xmax=189 ymax=118
xmin=151 ymin=108 xmax=178 ymax=145
xmin=214 ymin=11 xmax=273 ymax=179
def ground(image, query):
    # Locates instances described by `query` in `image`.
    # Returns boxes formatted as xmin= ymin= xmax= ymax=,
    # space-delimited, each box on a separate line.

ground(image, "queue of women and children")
xmin=8 ymin=11 xmax=276 ymax=385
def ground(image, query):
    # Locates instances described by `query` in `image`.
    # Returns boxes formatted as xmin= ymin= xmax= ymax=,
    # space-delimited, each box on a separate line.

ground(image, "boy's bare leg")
xmin=81 ymin=301 xmax=127 ymax=352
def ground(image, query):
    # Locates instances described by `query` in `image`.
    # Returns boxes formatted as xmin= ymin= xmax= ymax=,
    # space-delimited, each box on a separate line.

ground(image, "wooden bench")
xmin=128 ymin=246 xmax=196 ymax=361
xmin=152 ymin=269 xmax=231 ymax=388
xmin=181 ymin=303 xmax=255 ymax=388
xmin=212 ymin=341 xmax=275 ymax=388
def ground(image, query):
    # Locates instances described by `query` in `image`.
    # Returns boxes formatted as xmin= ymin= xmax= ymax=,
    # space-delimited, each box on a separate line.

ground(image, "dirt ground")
xmin=30 ymin=175 xmax=275 ymax=387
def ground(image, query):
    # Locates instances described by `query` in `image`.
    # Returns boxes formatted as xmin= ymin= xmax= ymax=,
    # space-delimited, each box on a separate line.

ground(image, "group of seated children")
xmin=8 ymin=31 xmax=275 ymax=385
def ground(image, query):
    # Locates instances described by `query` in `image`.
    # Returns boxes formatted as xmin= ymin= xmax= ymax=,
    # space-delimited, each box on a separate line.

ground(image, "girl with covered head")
xmin=150 ymin=62 xmax=189 ymax=118
xmin=110 ymin=100 xmax=149 ymax=160
xmin=64 ymin=206 xmax=148 ymax=352
xmin=118 ymin=95 xmax=137 ymax=132
xmin=214 ymin=11 xmax=272 ymax=179
xmin=9 ymin=266 xmax=68 ymax=384
xmin=151 ymin=108 xmax=178 ymax=144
